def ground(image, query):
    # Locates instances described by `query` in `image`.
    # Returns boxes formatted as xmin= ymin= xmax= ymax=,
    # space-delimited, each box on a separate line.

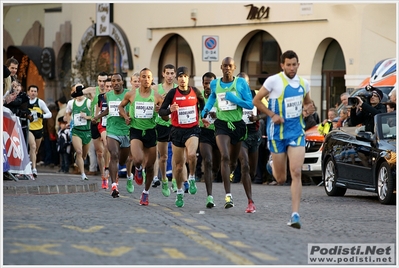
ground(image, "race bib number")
xmin=134 ymin=101 xmax=154 ymax=119
xmin=178 ymin=105 xmax=197 ymax=125
xmin=108 ymin=101 xmax=121 ymax=117
xmin=284 ymin=96 xmax=302 ymax=118
xmin=31 ymin=110 xmax=38 ymax=122
xmin=205 ymin=107 xmax=217 ymax=125
xmin=242 ymin=106 xmax=257 ymax=124
xmin=73 ymin=113 xmax=87 ymax=126
xmin=101 ymin=107 xmax=107 ymax=126
xmin=217 ymin=92 xmax=237 ymax=111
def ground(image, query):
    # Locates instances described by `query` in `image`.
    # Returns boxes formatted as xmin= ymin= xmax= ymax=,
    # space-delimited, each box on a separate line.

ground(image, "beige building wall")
xmin=3 ymin=2 xmax=396 ymax=108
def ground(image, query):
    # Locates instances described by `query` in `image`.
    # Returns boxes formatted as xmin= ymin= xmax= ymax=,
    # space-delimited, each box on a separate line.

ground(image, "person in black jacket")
xmin=350 ymin=87 xmax=387 ymax=133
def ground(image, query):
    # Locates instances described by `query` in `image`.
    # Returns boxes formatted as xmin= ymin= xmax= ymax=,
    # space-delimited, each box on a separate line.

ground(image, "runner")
xmin=118 ymin=68 xmax=164 ymax=205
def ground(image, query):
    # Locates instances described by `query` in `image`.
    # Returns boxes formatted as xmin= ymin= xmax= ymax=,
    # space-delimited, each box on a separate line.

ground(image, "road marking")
xmin=62 ymin=225 xmax=104 ymax=233
xmin=161 ymin=248 xmax=208 ymax=260
xmin=195 ymin=225 xmax=212 ymax=230
xmin=250 ymin=251 xmax=278 ymax=261
xmin=71 ymin=245 xmax=133 ymax=256
xmin=210 ymin=232 xmax=228 ymax=238
xmin=170 ymin=211 xmax=182 ymax=217
xmin=10 ymin=242 xmax=62 ymax=255
xmin=228 ymin=241 xmax=251 ymax=248
xmin=173 ymin=226 xmax=254 ymax=265
xmin=182 ymin=218 xmax=196 ymax=223
xmin=11 ymin=224 xmax=45 ymax=230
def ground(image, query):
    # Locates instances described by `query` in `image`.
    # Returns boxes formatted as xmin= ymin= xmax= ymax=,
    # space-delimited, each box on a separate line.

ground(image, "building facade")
xmin=3 ymin=2 xmax=397 ymax=119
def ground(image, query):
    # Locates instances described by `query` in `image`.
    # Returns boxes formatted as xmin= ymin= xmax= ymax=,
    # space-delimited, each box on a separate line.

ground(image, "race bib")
xmin=31 ymin=110 xmax=38 ymax=122
xmin=217 ymin=92 xmax=237 ymax=111
xmin=134 ymin=101 xmax=154 ymax=119
xmin=242 ymin=106 xmax=257 ymax=124
xmin=284 ymin=96 xmax=302 ymax=118
xmin=73 ymin=113 xmax=87 ymax=126
xmin=101 ymin=107 xmax=107 ymax=126
xmin=178 ymin=105 xmax=197 ymax=125
xmin=108 ymin=101 xmax=121 ymax=117
xmin=205 ymin=107 xmax=217 ymax=125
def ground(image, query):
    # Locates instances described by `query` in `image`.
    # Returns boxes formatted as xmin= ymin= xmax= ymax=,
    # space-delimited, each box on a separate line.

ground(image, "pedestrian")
xmin=253 ymin=50 xmax=314 ymax=229
xmin=201 ymin=57 xmax=254 ymax=211
xmin=57 ymin=116 xmax=71 ymax=173
xmin=152 ymin=64 xmax=178 ymax=194
xmin=159 ymin=66 xmax=205 ymax=207
xmin=65 ymin=83 xmax=92 ymax=181
xmin=118 ymin=68 xmax=164 ymax=205
xmin=92 ymin=73 xmax=132 ymax=198
xmin=199 ymin=71 xmax=220 ymax=208
xmin=27 ymin=85 xmax=52 ymax=178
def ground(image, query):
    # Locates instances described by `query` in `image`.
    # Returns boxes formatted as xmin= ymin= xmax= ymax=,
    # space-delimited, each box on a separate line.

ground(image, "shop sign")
xmin=40 ymin=47 xmax=55 ymax=79
xmin=96 ymin=3 xmax=112 ymax=36
xmin=245 ymin=4 xmax=270 ymax=20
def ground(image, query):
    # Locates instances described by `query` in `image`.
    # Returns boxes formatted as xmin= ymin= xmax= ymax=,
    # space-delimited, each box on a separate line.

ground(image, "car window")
xmin=380 ymin=113 xmax=396 ymax=139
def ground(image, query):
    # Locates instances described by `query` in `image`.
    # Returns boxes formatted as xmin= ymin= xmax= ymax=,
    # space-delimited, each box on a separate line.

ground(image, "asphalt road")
xmin=2 ymin=169 xmax=397 ymax=266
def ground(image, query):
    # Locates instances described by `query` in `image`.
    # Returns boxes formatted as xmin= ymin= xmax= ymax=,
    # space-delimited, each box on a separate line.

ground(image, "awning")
xmin=7 ymin=46 xmax=43 ymax=71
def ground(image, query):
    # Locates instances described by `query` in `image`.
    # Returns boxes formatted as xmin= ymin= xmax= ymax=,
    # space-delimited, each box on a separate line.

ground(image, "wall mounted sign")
xmin=245 ymin=4 xmax=270 ymax=20
xmin=96 ymin=3 xmax=113 ymax=36
xmin=40 ymin=47 xmax=55 ymax=79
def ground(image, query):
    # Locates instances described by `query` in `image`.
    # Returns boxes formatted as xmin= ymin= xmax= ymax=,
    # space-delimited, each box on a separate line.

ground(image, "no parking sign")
xmin=202 ymin=35 xmax=219 ymax=62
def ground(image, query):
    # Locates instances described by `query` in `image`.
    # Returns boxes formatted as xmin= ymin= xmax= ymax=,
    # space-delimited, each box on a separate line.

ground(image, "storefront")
xmin=3 ymin=2 xmax=396 ymax=119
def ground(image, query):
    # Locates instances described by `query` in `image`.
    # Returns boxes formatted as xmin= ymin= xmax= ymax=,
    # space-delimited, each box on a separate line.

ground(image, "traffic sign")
xmin=202 ymin=35 xmax=219 ymax=62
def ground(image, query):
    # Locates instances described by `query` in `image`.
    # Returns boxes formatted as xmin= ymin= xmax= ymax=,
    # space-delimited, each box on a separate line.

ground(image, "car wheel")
xmin=323 ymin=158 xmax=347 ymax=196
xmin=377 ymin=162 xmax=395 ymax=205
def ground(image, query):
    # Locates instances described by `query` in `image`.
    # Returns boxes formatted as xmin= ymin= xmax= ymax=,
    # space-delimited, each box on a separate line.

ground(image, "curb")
xmin=3 ymin=183 xmax=99 ymax=195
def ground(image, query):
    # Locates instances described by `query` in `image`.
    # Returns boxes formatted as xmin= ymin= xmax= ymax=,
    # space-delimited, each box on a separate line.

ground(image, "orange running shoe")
xmin=101 ymin=177 xmax=109 ymax=189
xmin=139 ymin=192 xmax=149 ymax=206
xmin=134 ymin=168 xmax=143 ymax=185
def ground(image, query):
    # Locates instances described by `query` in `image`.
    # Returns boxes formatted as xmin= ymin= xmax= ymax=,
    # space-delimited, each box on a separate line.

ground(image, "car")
xmin=302 ymin=125 xmax=324 ymax=185
xmin=321 ymin=112 xmax=396 ymax=204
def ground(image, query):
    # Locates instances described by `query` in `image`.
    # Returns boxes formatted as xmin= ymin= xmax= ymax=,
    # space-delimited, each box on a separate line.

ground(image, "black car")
xmin=321 ymin=113 xmax=396 ymax=204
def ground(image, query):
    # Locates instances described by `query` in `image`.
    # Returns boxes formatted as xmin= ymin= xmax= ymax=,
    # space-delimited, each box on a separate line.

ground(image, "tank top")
xmin=129 ymin=88 xmax=157 ymax=130
xmin=106 ymin=89 xmax=130 ymax=136
xmin=215 ymin=78 xmax=242 ymax=122
xmin=71 ymin=98 xmax=91 ymax=131
xmin=170 ymin=87 xmax=199 ymax=128
xmin=155 ymin=83 xmax=177 ymax=127
xmin=199 ymin=90 xmax=216 ymax=131
xmin=28 ymin=98 xmax=44 ymax=131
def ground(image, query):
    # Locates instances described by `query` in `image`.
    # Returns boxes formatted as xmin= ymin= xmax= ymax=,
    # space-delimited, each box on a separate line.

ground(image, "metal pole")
xmin=209 ymin=61 xmax=211 ymax=72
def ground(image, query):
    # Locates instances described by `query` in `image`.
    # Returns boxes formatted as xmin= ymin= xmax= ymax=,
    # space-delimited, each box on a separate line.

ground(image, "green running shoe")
xmin=171 ymin=178 xmax=178 ymax=192
xmin=161 ymin=180 xmax=170 ymax=197
xmin=206 ymin=195 xmax=215 ymax=208
xmin=126 ymin=178 xmax=134 ymax=193
xmin=175 ymin=193 xmax=184 ymax=207
xmin=188 ymin=179 xmax=197 ymax=195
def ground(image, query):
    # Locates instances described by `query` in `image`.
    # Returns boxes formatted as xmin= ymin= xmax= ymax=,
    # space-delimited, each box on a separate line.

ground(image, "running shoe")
xmin=188 ymin=179 xmax=197 ymax=195
xmin=224 ymin=195 xmax=234 ymax=209
xmin=183 ymin=181 xmax=189 ymax=193
xmin=245 ymin=200 xmax=256 ymax=213
xmin=161 ymin=180 xmax=170 ymax=197
xmin=152 ymin=177 xmax=160 ymax=188
xmin=229 ymin=172 xmax=234 ymax=182
xmin=101 ymin=177 xmax=109 ymax=189
xmin=139 ymin=192 xmax=149 ymax=206
xmin=111 ymin=184 xmax=119 ymax=198
xmin=175 ymin=193 xmax=184 ymax=207
xmin=126 ymin=177 xmax=134 ymax=193
xmin=134 ymin=168 xmax=143 ymax=185
xmin=206 ymin=195 xmax=215 ymax=208
xmin=171 ymin=178 xmax=178 ymax=192
xmin=288 ymin=214 xmax=301 ymax=229
xmin=32 ymin=168 xmax=38 ymax=178
xmin=81 ymin=174 xmax=88 ymax=181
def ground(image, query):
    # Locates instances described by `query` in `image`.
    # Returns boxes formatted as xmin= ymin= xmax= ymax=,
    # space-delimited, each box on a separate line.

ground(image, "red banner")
xmin=2 ymin=107 xmax=32 ymax=175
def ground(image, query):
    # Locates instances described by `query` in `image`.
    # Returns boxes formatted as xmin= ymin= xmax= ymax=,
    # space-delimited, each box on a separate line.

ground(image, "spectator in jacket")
xmin=350 ymin=87 xmax=387 ymax=133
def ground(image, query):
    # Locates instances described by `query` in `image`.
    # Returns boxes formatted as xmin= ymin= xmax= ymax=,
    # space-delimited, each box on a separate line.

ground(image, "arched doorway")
xmin=321 ymin=40 xmax=346 ymax=118
xmin=241 ymin=31 xmax=281 ymax=90
xmin=158 ymin=35 xmax=194 ymax=86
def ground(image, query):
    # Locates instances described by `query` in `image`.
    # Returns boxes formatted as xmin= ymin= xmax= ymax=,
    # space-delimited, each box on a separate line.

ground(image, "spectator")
xmin=310 ymin=100 xmax=320 ymax=124
xmin=340 ymin=92 xmax=349 ymax=106
xmin=318 ymin=108 xmax=336 ymax=135
xmin=5 ymin=57 xmax=19 ymax=82
xmin=56 ymin=96 xmax=68 ymax=132
xmin=350 ymin=87 xmax=387 ymax=133
xmin=386 ymin=102 xmax=396 ymax=113
xmin=389 ymin=86 xmax=396 ymax=103
xmin=42 ymin=102 xmax=59 ymax=167
xmin=336 ymin=107 xmax=352 ymax=127
xmin=57 ymin=116 xmax=71 ymax=173
xmin=302 ymin=106 xmax=317 ymax=131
